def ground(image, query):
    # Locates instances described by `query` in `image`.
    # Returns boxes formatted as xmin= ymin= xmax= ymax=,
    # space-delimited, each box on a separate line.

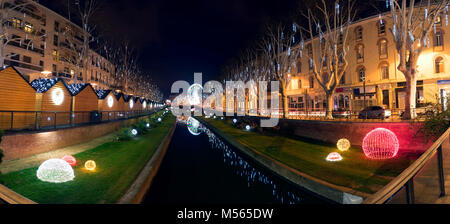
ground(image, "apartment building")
xmin=286 ymin=12 xmax=449 ymax=113
xmin=2 ymin=0 xmax=114 ymax=90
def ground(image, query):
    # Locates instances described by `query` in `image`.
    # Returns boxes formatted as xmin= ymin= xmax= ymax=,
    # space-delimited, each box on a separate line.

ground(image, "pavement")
xmin=0 ymin=132 xmax=116 ymax=174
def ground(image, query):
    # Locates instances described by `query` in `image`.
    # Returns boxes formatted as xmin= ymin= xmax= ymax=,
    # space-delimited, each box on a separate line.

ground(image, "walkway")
xmin=0 ymin=132 xmax=116 ymax=174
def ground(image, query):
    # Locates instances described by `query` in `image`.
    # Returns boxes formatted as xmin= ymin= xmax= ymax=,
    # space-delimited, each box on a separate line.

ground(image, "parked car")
xmin=332 ymin=108 xmax=351 ymax=118
xmin=400 ymin=103 xmax=435 ymax=118
xmin=358 ymin=106 xmax=391 ymax=119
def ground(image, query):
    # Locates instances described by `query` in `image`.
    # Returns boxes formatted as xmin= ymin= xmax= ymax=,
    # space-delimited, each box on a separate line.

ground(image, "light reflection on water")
xmin=189 ymin=117 xmax=302 ymax=204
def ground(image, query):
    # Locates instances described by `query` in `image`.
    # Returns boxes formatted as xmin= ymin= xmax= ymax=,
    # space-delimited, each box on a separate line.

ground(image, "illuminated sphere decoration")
xmin=326 ymin=152 xmax=343 ymax=162
xmin=36 ymin=159 xmax=75 ymax=183
xmin=146 ymin=123 xmax=150 ymax=128
xmin=143 ymin=101 xmax=147 ymax=109
xmin=107 ymin=95 xmax=114 ymax=108
xmin=233 ymin=118 xmax=237 ymax=124
xmin=51 ymin=88 xmax=64 ymax=105
xmin=337 ymin=138 xmax=351 ymax=152
xmin=187 ymin=83 xmax=203 ymax=105
xmin=158 ymin=117 xmax=162 ymax=122
xmin=362 ymin=128 xmax=399 ymax=160
xmin=84 ymin=160 xmax=96 ymax=171
xmin=61 ymin=155 xmax=77 ymax=166
xmin=131 ymin=129 xmax=138 ymax=136
xmin=129 ymin=100 xmax=134 ymax=109
xmin=245 ymin=125 xmax=251 ymax=131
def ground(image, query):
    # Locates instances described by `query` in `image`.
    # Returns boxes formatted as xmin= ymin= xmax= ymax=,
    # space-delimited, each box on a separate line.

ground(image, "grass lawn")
xmin=203 ymin=117 xmax=416 ymax=194
xmin=0 ymin=111 xmax=175 ymax=204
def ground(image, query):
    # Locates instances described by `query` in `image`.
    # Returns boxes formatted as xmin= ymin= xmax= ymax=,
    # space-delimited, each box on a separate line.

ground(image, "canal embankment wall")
xmin=198 ymin=118 xmax=369 ymax=204
xmin=0 ymin=116 xmax=150 ymax=161
xmin=250 ymin=117 xmax=432 ymax=153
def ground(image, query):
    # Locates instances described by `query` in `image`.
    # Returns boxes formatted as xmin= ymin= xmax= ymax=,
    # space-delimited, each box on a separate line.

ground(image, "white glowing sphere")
xmin=146 ymin=123 xmax=150 ymax=128
xmin=143 ymin=101 xmax=147 ymax=109
xmin=187 ymin=84 xmax=203 ymax=105
xmin=36 ymin=159 xmax=75 ymax=183
xmin=51 ymin=88 xmax=64 ymax=105
xmin=213 ymin=115 xmax=217 ymax=119
xmin=326 ymin=152 xmax=343 ymax=162
xmin=245 ymin=125 xmax=251 ymax=131
xmin=131 ymin=129 xmax=138 ymax=136
xmin=233 ymin=118 xmax=237 ymax=123
xmin=158 ymin=117 xmax=162 ymax=122
xmin=107 ymin=95 xmax=114 ymax=108
xmin=129 ymin=100 xmax=134 ymax=109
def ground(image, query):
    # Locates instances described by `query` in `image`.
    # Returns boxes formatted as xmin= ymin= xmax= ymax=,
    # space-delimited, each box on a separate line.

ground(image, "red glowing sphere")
xmin=362 ymin=128 xmax=399 ymax=160
xmin=61 ymin=155 xmax=77 ymax=166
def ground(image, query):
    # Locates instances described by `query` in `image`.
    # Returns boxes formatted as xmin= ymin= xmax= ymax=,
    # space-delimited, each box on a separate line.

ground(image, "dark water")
xmin=142 ymin=118 xmax=330 ymax=204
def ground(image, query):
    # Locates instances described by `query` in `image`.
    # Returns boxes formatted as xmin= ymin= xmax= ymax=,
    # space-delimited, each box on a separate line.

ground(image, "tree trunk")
xmin=281 ymin=93 xmax=288 ymax=119
xmin=403 ymin=72 xmax=417 ymax=120
xmin=325 ymin=92 xmax=333 ymax=119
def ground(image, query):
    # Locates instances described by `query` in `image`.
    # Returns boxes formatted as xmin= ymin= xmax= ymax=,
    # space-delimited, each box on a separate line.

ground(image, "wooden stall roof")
xmin=95 ymin=89 xmax=112 ymax=100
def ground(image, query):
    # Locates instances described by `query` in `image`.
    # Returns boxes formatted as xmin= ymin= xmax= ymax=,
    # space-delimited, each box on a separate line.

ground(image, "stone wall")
xmin=1 ymin=117 xmax=146 ymax=161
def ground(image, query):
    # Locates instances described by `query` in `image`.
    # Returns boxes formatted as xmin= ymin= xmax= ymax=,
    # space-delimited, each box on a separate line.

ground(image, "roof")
xmin=66 ymin=83 xmax=90 ymax=96
xmin=95 ymin=89 xmax=112 ymax=99
xmin=0 ymin=66 xmax=35 ymax=89
xmin=31 ymin=78 xmax=60 ymax=93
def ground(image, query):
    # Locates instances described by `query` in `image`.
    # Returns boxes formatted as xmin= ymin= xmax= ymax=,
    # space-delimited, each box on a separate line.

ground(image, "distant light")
xmin=131 ymin=129 xmax=138 ymax=136
xmin=233 ymin=118 xmax=237 ymax=123
xmin=158 ymin=117 xmax=162 ymax=122
xmin=146 ymin=123 xmax=150 ymax=128
xmin=213 ymin=115 xmax=217 ymax=119
xmin=129 ymin=100 xmax=134 ymax=109
xmin=221 ymin=117 xmax=224 ymax=120
xmin=85 ymin=160 xmax=96 ymax=171
xmin=41 ymin=70 xmax=52 ymax=75
xmin=245 ymin=125 xmax=251 ymax=131
xmin=326 ymin=152 xmax=343 ymax=162
xmin=143 ymin=101 xmax=147 ymax=109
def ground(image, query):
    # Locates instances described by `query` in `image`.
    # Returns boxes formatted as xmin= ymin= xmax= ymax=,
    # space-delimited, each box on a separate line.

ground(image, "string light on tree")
xmin=37 ymin=159 xmax=75 ymax=183
xmin=362 ymin=128 xmax=399 ymax=160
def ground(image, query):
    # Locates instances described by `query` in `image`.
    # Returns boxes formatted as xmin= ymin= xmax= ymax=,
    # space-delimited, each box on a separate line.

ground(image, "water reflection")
xmin=184 ymin=116 xmax=302 ymax=204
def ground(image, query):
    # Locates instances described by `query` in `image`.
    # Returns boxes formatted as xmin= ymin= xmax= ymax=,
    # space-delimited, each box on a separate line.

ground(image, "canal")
xmin=142 ymin=117 xmax=330 ymax=204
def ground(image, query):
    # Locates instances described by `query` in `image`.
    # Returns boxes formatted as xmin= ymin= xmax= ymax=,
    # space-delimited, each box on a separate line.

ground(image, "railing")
xmin=362 ymin=127 xmax=450 ymax=204
xmin=0 ymin=109 xmax=158 ymax=132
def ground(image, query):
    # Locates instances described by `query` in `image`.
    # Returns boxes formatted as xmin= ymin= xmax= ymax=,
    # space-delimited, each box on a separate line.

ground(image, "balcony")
xmin=4 ymin=59 xmax=43 ymax=72
xmin=7 ymin=40 xmax=44 ymax=55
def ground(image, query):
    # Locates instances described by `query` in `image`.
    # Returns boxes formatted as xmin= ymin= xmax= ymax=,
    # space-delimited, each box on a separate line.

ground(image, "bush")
xmin=414 ymin=96 xmax=450 ymax=142
xmin=115 ymin=128 xmax=133 ymax=141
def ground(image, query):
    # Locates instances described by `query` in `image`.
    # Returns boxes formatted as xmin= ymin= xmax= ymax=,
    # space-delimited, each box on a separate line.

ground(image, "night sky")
xmin=39 ymin=0 xmax=379 ymax=98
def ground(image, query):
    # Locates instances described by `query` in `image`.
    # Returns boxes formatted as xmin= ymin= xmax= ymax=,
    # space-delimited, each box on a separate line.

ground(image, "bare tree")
xmin=301 ymin=0 xmax=355 ymax=119
xmin=115 ymin=41 xmax=138 ymax=94
xmin=260 ymin=23 xmax=302 ymax=119
xmin=0 ymin=0 xmax=46 ymax=67
xmin=387 ymin=0 xmax=449 ymax=119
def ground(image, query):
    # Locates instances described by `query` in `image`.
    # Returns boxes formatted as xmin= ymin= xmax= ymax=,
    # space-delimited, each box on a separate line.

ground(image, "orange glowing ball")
xmin=337 ymin=138 xmax=351 ymax=151
xmin=84 ymin=160 xmax=96 ymax=171
xmin=61 ymin=155 xmax=77 ymax=166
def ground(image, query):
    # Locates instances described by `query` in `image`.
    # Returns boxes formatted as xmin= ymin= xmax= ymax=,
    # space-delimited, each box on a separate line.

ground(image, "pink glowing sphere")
xmin=362 ymin=128 xmax=399 ymax=160
xmin=61 ymin=155 xmax=77 ymax=166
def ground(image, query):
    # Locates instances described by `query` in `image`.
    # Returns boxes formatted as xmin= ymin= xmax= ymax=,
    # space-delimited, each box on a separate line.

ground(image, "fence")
xmin=0 ymin=109 xmax=156 ymax=132
xmin=362 ymin=127 xmax=450 ymax=204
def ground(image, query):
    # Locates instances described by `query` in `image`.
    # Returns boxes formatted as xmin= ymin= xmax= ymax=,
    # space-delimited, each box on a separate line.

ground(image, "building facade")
xmin=286 ymin=12 xmax=449 ymax=114
xmin=2 ymin=0 xmax=114 ymax=90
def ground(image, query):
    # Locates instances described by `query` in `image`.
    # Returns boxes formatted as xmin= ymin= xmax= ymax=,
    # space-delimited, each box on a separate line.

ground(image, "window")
xmin=24 ymin=22 xmax=33 ymax=33
xmin=378 ymin=21 xmax=386 ymax=35
xmin=309 ymin=76 xmax=314 ymax=88
xmin=52 ymin=64 xmax=57 ymax=72
xmin=12 ymin=17 xmax=21 ymax=28
xmin=39 ymin=60 xmax=43 ymax=67
xmin=340 ymin=72 xmax=346 ymax=84
xmin=53 ymin=35 xmax=58 ymax=46
xmin=52 ymin=50 xmax=58 ymax=62
xmin=356 ymin=44 xmax=364 ymax=61
xmin=436 ymin=16 xmax=442 ymax=27
xmin=379 ymin=39 xmax=388 ymax=58
xmin=54 ymin=21 xmax=59 ymax=32
xmin=434 ymin=30 xmax=443 ymax=47
xmin=298 ymin=79 xmax=302 ymax=89
xmin=10 ymin=53 xmax=19 ymax=61
xmin=358 ymin=67 xmax=366 ymax=82
xmin=309 ymin=58 xmax=313 ymax=70
xmin=355 ymin=26 xmax=363 ymax=41
xmin=338 ymin=34 xmax=343 ymax=45
xmin=435 ymin=57 xmax=444 ymax=73
xmin=23 ymin=56 xmax=31 ymax=63
xmin=307 ymin=44 xmax=312 ymax=55
xmin=381 ymin=64 xmax=389 ymax=79
xmin=296 ymin=61 xmax=301 ymax=73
